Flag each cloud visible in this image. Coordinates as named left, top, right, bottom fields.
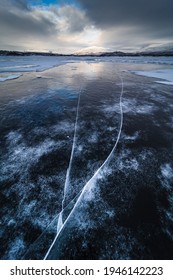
left=50, top=5, right=91, bottom=33
left=77, top=0, right=173, bottom=39
left=0, top=0, right=172, bottom=52
left=0, top=0, right=29, bottom=10
left=99, top=27, right=165, bottom=52
left=0, top=0, right=100, bottom=52
left=0, top=0, right=56, bottom=39
left=12, top=0, right=29, bottom=10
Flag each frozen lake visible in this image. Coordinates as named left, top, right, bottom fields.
left=0, top=56, right=173, bottom=259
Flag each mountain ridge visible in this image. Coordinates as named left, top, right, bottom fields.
left=0, top=50, right=173, bottom=56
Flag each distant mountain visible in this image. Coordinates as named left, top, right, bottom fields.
left=0, top=49, right=173, bottom=57
left=73, top=50, right=173, bottom=57
left=0, top=50, right=68, bottom=56
left=99, top=50, right=173, bottom=57
left=73, top=45, right=173, bottom=56
left=74, top=46, right=109, bottom=55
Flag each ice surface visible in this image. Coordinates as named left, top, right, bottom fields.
left=158, top=163, right=173, bottom=242
left=159, top=163, right=173, bottom=190
left=0, top=74, right=22, bottom=82
left=6, top=238, right=25, bottom=259
left=98, top=56, right=173, bottom=65
left=44, top=73, right=124, bottom=259
left=133, top=69, right=173, bottom=85
left=1, top=56, right=173, bottom=260
left=0, top=55, right=104, bottom=74
left=161, top=163, right=173, bottom=180
left=1, top=56, right=173, bottom=75
left=0, top=56, right=70, bottom=73
left=122, top=98, right=156, bottom=115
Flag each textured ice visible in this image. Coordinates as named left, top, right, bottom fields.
left=0, top=56, right=72, bottom=73
left=133, top=69, right=173, bottom=85
left=122, top=131, right=140, bottom=141
left=159, top=163, right=173, bottom=190
left=0, top=126, right=67, bottom=255
left=158, top=164, right=173, bottom=241
left=115, top=149, right=140, bottom=171
left=93, top=56, right=173, bottom=66
left=56, top=87, right=81, bottom=233
left=119, top=158, right=139, bottom=171
left=1, top=131, right=57, bottom=180
left=136, top=104, right=155, bottom=114
left=44, top=73, right=124, bottom=259
left=1, top=56, right=173, bottom=260
left=89, top=131, right=98, bottom=143
left=101, top=103, right=120, bottom=115
left=5, top=237, right=25, bottom=259
left=122, top=98, right=156, bottom=115
left=0, top=74, right=22, bottom=82
left=161, top=163, right=173, bottom=180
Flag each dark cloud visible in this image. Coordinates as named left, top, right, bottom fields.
left=0, top=11, right=55, bottom=38
left=0, top=0, right=29, bottom=11
left=12, top=0, right=29, bottom=10
left=0, top=0, right=57, bottom=41
left=77, top=0, right=173, bottom=38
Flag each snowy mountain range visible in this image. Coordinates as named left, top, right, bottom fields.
left=0, top=47, right=173, bottom=56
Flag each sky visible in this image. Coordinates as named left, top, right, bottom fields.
left=0, top=0, right=173, bottom=53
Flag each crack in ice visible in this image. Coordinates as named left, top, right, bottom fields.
left=44, top=85, right=83, bottom=260
left=44, top=72, right=124, bottom=260
left=57, top=86, right=82, bottom=232
left=22, top=189, right=82, bottom=259
left=22, top=85, right=82, bottom=260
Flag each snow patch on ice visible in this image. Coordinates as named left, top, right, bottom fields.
left=77, top=145, right=83, bottom=152
left=159, top=163, right=173, bottom=190
left=6, top=237, right=25, bottom=259
left=22, top=200, right=37, bottom=217
left=122, top=98, right=156, bottom=115
left=136, top=104, right=154, bottom=114
left=89, top=132, right=98, bottom=143
left=101, top=104, right=119, bottom=115
left=8, top=219, right=16, bottom=226
left=161, top=164, right=173, bottom=180
left=0, top=131, right=62, bottom=183
left=158, top=164, right=173, bottom=241
left=133, top=69, right=173, bottom=85
left=122, top=131, right=140, bottom=142
left=119, top=158, right=139, bottom=171
left=115, top=149, right=153, bottom=173
left=51, top=121, right=75, bottom=134
left=97, top=165, right=113, bottom=180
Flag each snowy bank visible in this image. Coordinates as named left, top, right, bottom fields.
left=133, top=69, right=173, bottom=85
